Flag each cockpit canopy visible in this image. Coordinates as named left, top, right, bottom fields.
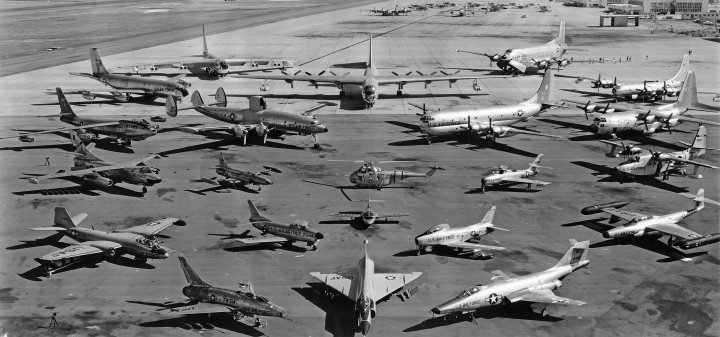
left=137, top=237, right=160, bottom=249
left=363, top=85, right=377, bottom=96
left=457, top=285, right=483, bottom=298
left=290, top=220, right=308, bottom=229
left=423, top=223, right=450, bottom=235
left=139, top=166, right=159, bottom=174
left=243, top=292, right=269, bottom=303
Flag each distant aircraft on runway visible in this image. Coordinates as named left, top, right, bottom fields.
left=368, top=4, right=412, bottom=15
left=478, top=154, right=551, bottom=193
left=310, top=240, right=422, bottom=336
left=233, top=200, right=325, bottom=251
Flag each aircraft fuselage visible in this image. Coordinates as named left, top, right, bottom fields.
left=181, top=285, right=286, bottom=318
left=192, top=106, right=328, bottom=136
left=420, top=102, right=542, bottom=137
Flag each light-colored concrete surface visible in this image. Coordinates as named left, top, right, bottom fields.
left=0, top=1, right=719, bottom=337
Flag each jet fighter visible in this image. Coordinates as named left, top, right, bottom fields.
left=310, top=240, right=422, bottom=336
left=430, top=239, right=589, bottom=320
left=155, top=257, right=287, bottom=328
left=189, top=153, right=280, bottom=193
left=329, top=198, right=409, bottom=228
left=234, top=200, right=325, bottom=251
left=28, top=207, right=181, bottom=276
left=478, top=154, right=551, bottom=193
left=305, top=161, right=443, bottom=190
left=415, top=206, right=508, bottom=258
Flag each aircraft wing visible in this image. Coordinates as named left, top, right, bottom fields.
left=62, top=88, right=149, bottom=95
left=371, top=272, right=422, bottom=302
left=664, top=157, right=718, bottom=169
left=159, top=302, right=233, bottom=315
left=490, top=269, right=518, bottom=282
left=116, top=218, right=181, bottom=237
left=38, top=241, right=121, bottom=262
left=0, top=122, right=120, bottom=140
left=234, top=235, right=288, bottom=245
left=329, top=211, right=363, bottom=218
left=677, top=116, right=720, bottom=126
left=601, top=208, right=645, bottom=222
left=510, top=288, right=586, bottom=306
left=646, top=223, right=703, bottom=240
left=377, top=213, right=410, bottom=219
left=375, top=74, right=486, bottom=85
left=175, top=125, right=253, bottom=134
left=502, top=177, right=551, bottom=186
left=309, top=272, right=357, bottom=301
left=500, top=127, right=562, bottom=138
left=236, top=73, right=366, bottom=85
left=444, top=241, right=506, bottom=251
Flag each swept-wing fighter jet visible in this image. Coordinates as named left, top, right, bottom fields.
left=28, top=207, right=181, bottom=276
left=415, top=205, right=508, bottom=258
left=64, top=48, right=190, bottom=103
left=189, top=153, right=280, bottom=193
left=479, top=154, right=551, bottom=192
left=430, top=239, right=589, bottom=320
left=414, top=69, right=564, bottom=144
left=121, top=25, right=293, bottom=79
left=310, top=240, right=422, bottom=336
left=457, top=21, right=571, bottom=74
left=305, top=161, right=443, bottom=190
left=166, top=88, right=328, bottom=147
left=329, top=198, right=409, bottom=227
left=24, top=130, right=162, bottom=195
left=155, top=257, right=287, bottom=328
left=236, top=34, right=486, bottom=109
left=234, top=200, right=325, bottom=251
left=0, top=88, right=157, bottom=146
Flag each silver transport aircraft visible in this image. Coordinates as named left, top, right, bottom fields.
left=29, top=207, right=181, bottom=276
left=479, top=154, right=551, bottom=192
left=310, top=240, right=422, bottom=336
left=234, top=200, right=325, bottom=251
left=166, top=88, right=328, bottom=147
left=415, top=205, right=508, bottom=258
left=431, top=239, right=589, bottom=320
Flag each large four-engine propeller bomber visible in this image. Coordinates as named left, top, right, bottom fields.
left=234, top=200, right=325, bottom=251
left=478, top=154, right=551, bottom=193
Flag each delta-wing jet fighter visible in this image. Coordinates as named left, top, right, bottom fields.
left=329, top=198, right=409, bottom=227
left=64, top=48, right=190, bottom=103
left=430, top=239, right=589, bottom=320
left=415, top=69, right=564, bottom=144
left=237, top=35, right=486, bottom=109
left=189, top=153, right=280, bottom=193
left=0, top=88, right=157, bottom=146
left=23, top=130, right=162, bottom=195
left=415, top=206, right=508, bottom=258
left=122, top=25, right=293, bottom=79
left=166, top=88, right=328, bottom=147
left=310, top=240, right=422, bottom=336
left=478, top=154, right=551, bottom=192
left=155, top=257, right=287, bottom=328
left=28, top=207, right=181, bottom=276
left=457, top=21, right=571, bottom=74
left=305, top=161, right=443, bottom=190
left=234, top=200, right=325, bottom=251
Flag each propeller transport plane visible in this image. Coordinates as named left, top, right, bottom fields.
left=189, top=152, right=280, bottom=193
left=430, top=239, right=590, bottom=321
left=64, top=48, right=191, bottom=103
left=478, top=154, right=551, bottom=192
left=415, top=205, right=508, bottom=258
left=329, top=198, right=409, bottom=228
left=310, top=240, right=422, bottom=336
left=28, top=207, right=182, bottom=276
left=368, top=4, right=412, bottom=16
left=166, top=87, right=328, bottom=147
left=304, top=161, right=443, bottom=190
left=233, top=200, right=325, bottom=251
left=1, top=88, right=158, bottom=146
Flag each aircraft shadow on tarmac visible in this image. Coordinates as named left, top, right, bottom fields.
left=16, top=252, right=154, bottom=281
left=210, top=232, right=311, bottom=253
left=128, top=307, right=264, bottom=336
left=394, top=246, right=494, bottom=260
left=6, top=130, right=137, bottom=153
left=465, top=185, right=543, bottom=194
left=157, top=133, right=306, bottom=156
left=571, top=161, right=690, bottom=193
left=386, top=133, right=540, bottom=158
left=318, top=219, right=399, bottom=231
left=404, top=302, right=562, bottom=333
left=35, top=92, right=165, bottom=107
left=13, top=175, right=145, bottom=198
left=292, top=283, right=358, bottom=337
left=185, top=181, right=260, bottom=195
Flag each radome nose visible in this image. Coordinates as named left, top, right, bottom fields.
left=430, top=307, right=441, bottom=315
left=602, top=232, right=610, bottom=238
left=360, top=321, right=371, bottom=336
left=315, top=232, right=325, bottom=240
left=588, top=124, right=598, bottom=133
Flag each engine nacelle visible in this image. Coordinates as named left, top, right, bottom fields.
left=177, top=79, right=191, bottom=88
left=556, top=59, right=571, bottom=66
left=82, top=92, right=96, bottom=100
left=230, top=125, right=248, bottom=138
left=86, top=241, right=118, bottom=257
left=76, top=133, right=95, bottom=142
left=254, top=124, right=269, bottom=135
left=529, top=280, right=562, bottom=291
left=83, top=175, right=114, bottom=187
left=19, top=135, right=35, bottom=142
left=491, top=126, right=515, bottom=138
left=113, top=92, right=130, bottom=102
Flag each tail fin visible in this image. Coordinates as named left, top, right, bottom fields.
left=218, top=152, right=230, bottom=168
left=553, top=239, right=590, bottom=269
left=689, top=188, right=705, bottom=213
left=525, top=70, right=556, bottom=105
left=675, top=70, right=698, bottom=109
left=479, top=205, right=496, bottom=225
left=425, top=166, right=443, bottom=177
left=191, top=90, right=204, bottom=107
left=364, top=239, right=369, bottom=258
left=530, top=154, right=544, bottom=168
left=69, top=130, right=100, bottom=159
left=689, top=124, right=706, bottom=157
left=178, top=256, right=210, bottom=287
left=54, top=207, right=85, bottom=228
left=367, top=34, right=374, bottom=69
left=669, top=54, right=691, bottom=83
left=556, top=21, right=566, bottom=45
left=215, top=87, right=227, bottom=108
left=165, top=95, right=178, bottom=117
left=247, top=200, right=271, bottom=222
left=201, top=25, right=209, bottom=57
left=89, top=48, right=109, bottom=76
left=56, top=88, right=76, bottom=116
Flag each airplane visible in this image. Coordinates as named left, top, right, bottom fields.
left=414, top=69, right=564, bottom=145
left=0, top=88, right=158, bottom=146
left=165, top=88, right=328, bottom=147
left=579, top=71, right=720, bottom=138
left=368, top=4, right=412, bottom=15
left=456, top=21, right=571, bottom=74
left=430, top=239, right=589, bottom=320
left=24, top=130, right=162, bottom=195
left=233, top=200, right=325, bottom=251
left=189, top=153, right=281, bottom=193
left=329, top=198, right=409, bottom=227
left=580, top=189, right=709, bottom=254
left=64, top=48, right=191, bottom=103
left=120, top=25, right=293, bottom=79
left=414, top=205, right=508, bottom=258
left=478, top=154, right=551, bottom=193
left=28, top=207, right=181, bottom=276
left=310, top=240, right=422, bottom=336
left=154, top=256, right=287, bottom=328
left=236, top=34, right=487, bottom=109
left=304, top=161, right=443, bottom=190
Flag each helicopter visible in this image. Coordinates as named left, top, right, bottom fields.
left=304, top=161, right=443, bottom=190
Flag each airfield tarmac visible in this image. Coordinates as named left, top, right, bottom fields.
left=0, top=1, right=719, bottom=336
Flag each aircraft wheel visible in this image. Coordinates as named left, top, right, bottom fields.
left=142, top=186, right=148, bottom=194
left=311, top=245, right=318, bottom=251
left=396, top=90, right=402, bottom=96
left=339, top=91, right=345, bottom=97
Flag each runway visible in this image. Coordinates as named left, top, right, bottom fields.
left=0, top=1, right=719, bottom=336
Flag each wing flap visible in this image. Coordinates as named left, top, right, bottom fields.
left=510, top=289, right=585, bottom=306
left=602, top=208, right=645, bottom=222
left=116, top=218, right=180, bottom=236
left=39, top=244, right=108, bottom=262
left=309, top=272, right=355, bottom=301
left=647, top=223, right=703, bottom=240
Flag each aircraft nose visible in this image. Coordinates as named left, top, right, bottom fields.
left=315, top=232, right=325, bottom=240
left=588, top=124, right=598, bottom=133
left=602, top=231, right=610, bottom=238
left=359, top=321, right=371, bottom=336
left=430, top=307, right=441, bottom=315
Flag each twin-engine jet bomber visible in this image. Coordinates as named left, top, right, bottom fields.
left=64, top=48, right=190, bottom=103
left=305, top=161, right=443, bottom=190
left=329, top=198, right=409, bottom=228
left=237, top=35, right=486, bottom=108
left=415, top=69, right=563, bottom=145
left=415, top=206, right=508, bottom=258
left=310, top=240, right=422, bottom=336
left=166, top=88, right=328, bottom=147
left=478, top=154, right=551, bottom=192
left=430, top=239, right=589, bottom=320
left=1, top=88, right=157, bottom=146
left=28, top=207, right=182, bottom=276
left=189, top=153, right=280, bottom=193
left=155, top=257, right=287, bottom=328
left=234, top=200, right=325, bottom=251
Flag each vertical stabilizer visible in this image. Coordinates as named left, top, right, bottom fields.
left=669, top=54, right=691, bottom=83
left=556, top=21, right=566, bottom=45
left=178, top=256, right=211, bottom=287
left=553, top=239, right=590, bottom=269
left=364, top=239, right=369, bottom=258
left=247, top=200, right=271, bottom=222
left=529, top=153, right=544, bottom=168
left=54, top=207, right=84, bottom=228
left=367, top=34, right=374, bottom=69
left=56, top=88, right=76, bottom=116
left=689, top=125, right=706, bottom=157
left=218, top=152, right=230, bottom=168
left=215, top=87, right=227, bottom=107
left=525, top=70, right=556, bottom=105
left=675, top=70, right=698, bottom=109
left=69, top=130, right=101, bottom=161
left=689, top=189, right=705, bottom=213
left=165, top=95, right=178, bottom=117
left=479, top=206, right=496, bottom=225
left=191, top=90, right=204, bottom=107
left=89, top=48, right=109, bottom=76
left=202, top=25, right=209, bottom=57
